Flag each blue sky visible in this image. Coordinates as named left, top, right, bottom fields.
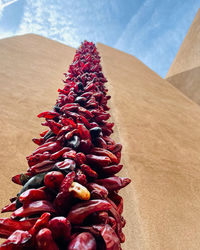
left=0, top=0, right=199, bottom=77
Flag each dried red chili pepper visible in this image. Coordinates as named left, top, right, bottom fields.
left=67, top=199, right=111, bottom=224
left=86, top=154, right=111, bottom=167
left=0, top=218, right=37, bottom=238
left=91, top=147, right=118, bottom=164
left=95, top=176, right=131, bottom=191
left=101, top=164, right=123, bottom=176
left=19, top=188, right=47, bottom=204
left=29, top=212, right=50, bottom=235
left=81, top=164, right=98, bottom=178
left=93, top=224, right=121, bottom=250
left=48, top=216, right=71, bottom=241
left=27, top=152, right=50, bottom=167
left=38, top=111, right=60, bottom=119
left=36, top=228, right=59, bottom=250
left=67, top=232, right=96, bottom=250
left=55, top=159, right=76, bottom=171
left=74, top=152, right=86, bottom=166
left=44, top=171, right=65, bottom=190
left=86, top=183, right=108, bottom=199
left=1, top=201, right=16, bottom=213
left=50, top=147, right=70, bottom=160
left=0, top=230, right=32, bottom=249
left=11, top=200, right=55, bottom=219
left=53, top=171, right=75, bottom=214
left=29, top=160, right=55, bottom=175
left=74, top=169, right=87, bottom=185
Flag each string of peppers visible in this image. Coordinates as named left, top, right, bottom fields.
left=0, top=41, right=131, bottom=250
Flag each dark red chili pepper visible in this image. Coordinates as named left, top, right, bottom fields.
left=95, top=176, right=131, bottom=191
left=55, top=159, right=76, bottom=171
left=74, top=169, right=87, bottom=185
left=65, top=129, right=78, bottom=140
left=101, top=164, right=123, bottom=176
left=29, top=212, right=50, bottom=235
left=12, top=173, right=31, bottom=185
left=32, top=141, right=61, bottom=155
left=19, top=188, right=47, bottom=204
left=105, top=197, right=124, bottom=243
left=40, top=129, right=49, bottom=137
left=74, top=152, right=86, bottom=166
left=32, top=137, right=45, bottom=146
left=77, top=115, right=91, bottom=129
left=78, top=107, right=94, bottom=119
left=36, top=228, right=59, bottom=250
left=1, top=201, right=16, bottom=213
left=38, top=111, right=60, bottom=119
left=11, top=200, right=55, bottom=218
left=91, top=147, right=118, bottom=164
left=67, top=232, right=96, bottom=250
left=61, top=117, right=77, bottom=128
left=0, top=230, right=32, bottom=249
left=53, top=171, right=75, bottom=214
left=45, top=120, right=62, bottom=135
left=50, top=147, right=70, bottom=160
left=0, top=218, right=37, bottom=239
left=77, top=123, right=91, bottom=140
left=86, top=154, right=111, bottom=167
left=48, top=216, right=71, bottom=241
left=60, top=103, right=79, bottom=112
left=62, top=150, right=77, bottom=160
left=44, top=171, right=65, bottom=190
left=93, top=224, right=121, bottom=250
left=67, top=199, right=111, bottom=224
left=81, top=164, right=98, bottom=178
left=29, top=160, right=55, bottom=175
left=27, top=152, right=50, bottom=167
left=86, top=183, right=108, bottom=199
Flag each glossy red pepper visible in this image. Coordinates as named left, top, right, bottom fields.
left=36, top=228, right=59, bottom=250
left=86, top=183, right=108, bottom=199
left=48, top=216, right=71, bottom=241
left=81, top=164, right=98, bottom=178
left=67, top=199, right=111, bottom=224
left=38, top=111, right=60, bottom=119
left=86, top=154, right=111, bottom=167
left=11, top=200, right=55, bottom=219
left=19, top=188, right=47, bottom=204
left=0, top=218, right=37, bottom=238
left=101, top=164, right=123, bottom=176
left=44, top=171, right=65, bottom=190
left=1, top=201, right=16, bottom=213
left=91, top=147, right=118, bottom=164
left=53, top=171, right=75, bottom=214
left=29, top=160, right=55, bottom=174
left=29, top=212, right=50, bottom=235
left=0, top=230, right=32, bottom=249
left=93, top=224, right=121, bottom=250
left=95, top=176, right=131, bottom=191
left=50, top=147, right=70, bottom=160
left=68, top=232, right=96, bottom=250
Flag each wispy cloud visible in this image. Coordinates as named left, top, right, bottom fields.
left=0, top=0, right=19, bottom=17
left=115, top=0, right=200, bottom=77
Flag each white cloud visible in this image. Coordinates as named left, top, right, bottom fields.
left=0, top=0, right=19, bottom=17
left=115, top=0, right=200, bottom=77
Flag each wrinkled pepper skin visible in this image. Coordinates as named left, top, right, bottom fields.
left=0, top=41, right=131, bottom=249
left=67, top=200, right=111, bottom=224
left=36, top=228, right=59, bottom=250
left=67, top=232, right=96, bottom=250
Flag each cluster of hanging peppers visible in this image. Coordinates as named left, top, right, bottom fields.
left=0, top=41, right=131, bottom=250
